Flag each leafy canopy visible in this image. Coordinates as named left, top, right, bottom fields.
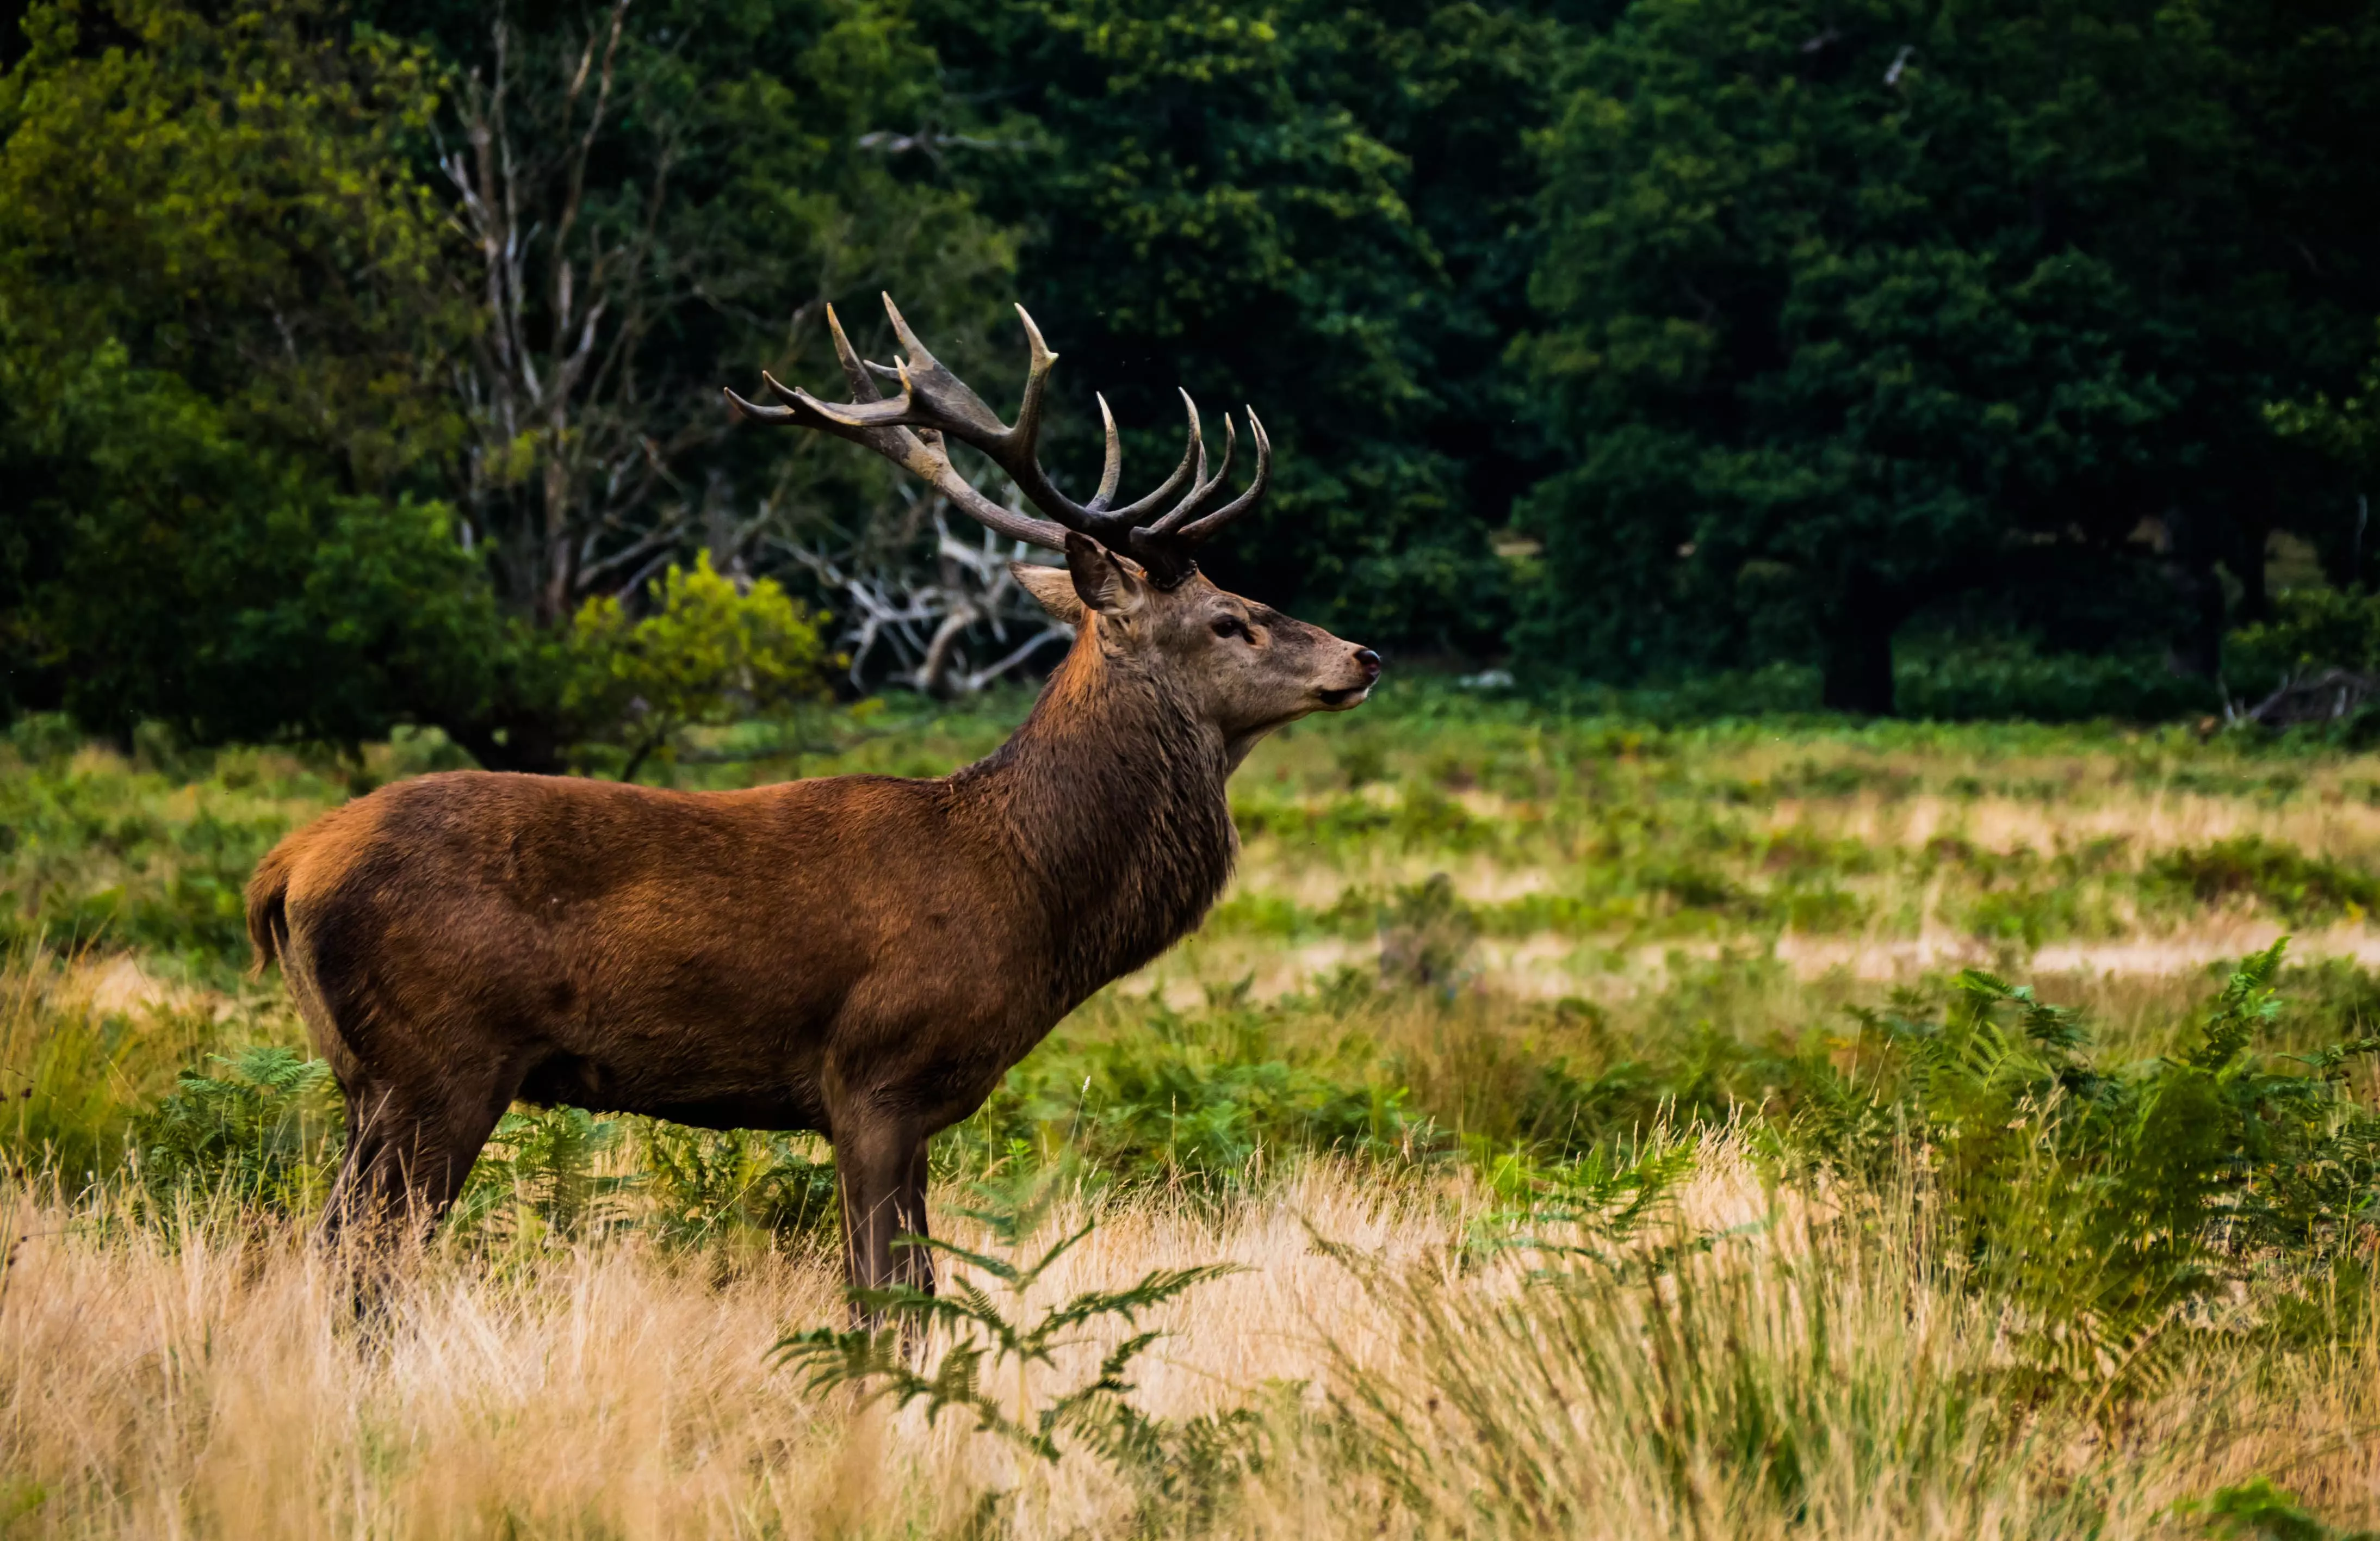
left=1520, top=0, right=2371, bottom=710
left=916, top=0, right=1564, bottom=649
left=0, top=0, right=500, bottom=742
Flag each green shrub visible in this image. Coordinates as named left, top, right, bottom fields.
left=453, top=1105, right=630, bottom=1241
left=637, top=1122, right=839, bottom=1249
left=566, top=551, right=833, bottom=782
left=134, top=1046, right=337, bottom=1216
left=2141, top=837, right=2380, bottom=925
left=2227, top=588, right=2380, bottom=694
left=1893, top=640, right=2216, bottom=723
left=1836, top=944, right=2380, bottom=1394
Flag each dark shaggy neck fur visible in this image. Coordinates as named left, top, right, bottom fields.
left=950, top=632, right=1237, bottom=1010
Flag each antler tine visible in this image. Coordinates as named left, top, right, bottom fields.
left=723, top=296, right=1277, bottom=578
left=879, top=292, right=930, bottom=360
left=726, top=313, right=1068, bottom=552
left=826, top=303, right=882, bottom=404
left=1085, top=394, right=1124, bottom=512
left=805, top=298, right=1103, bottom=530
left=866, top=293, right=1009, bottom=441
left=1168, top=409, right=1272, bottom=546
left=1144, top=411, right=1237, bottom=539
left=1000, top=304, right=1064, bottom=503
left=722, top=385, right=797, bottom=423
left=1092, top=389, right=1204, bottom=526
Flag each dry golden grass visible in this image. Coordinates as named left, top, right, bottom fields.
left=7, top=1139, right=2379, bottom=1539
left=0, top=1163, right=1436, bottom=1538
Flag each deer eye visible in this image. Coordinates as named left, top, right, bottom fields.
left=1211, top=617, right=1249, bottom=641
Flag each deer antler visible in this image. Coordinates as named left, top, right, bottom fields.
left=723, top=296, right=1270, bottom=586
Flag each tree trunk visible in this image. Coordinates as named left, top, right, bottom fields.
left=2159, top=506, right=2226, bottom=680
left=2233, top=516, right=2272, bottom=626
left=2166, top=561, right=2225, bottom=680
left=444, top=711, right=568, bottom=775
left=1820, top=618, right=1896, bottom=715
left=1820, top=570, right=1901, bottom=716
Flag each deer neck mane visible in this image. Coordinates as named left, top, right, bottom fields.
left=951, top=633, right=1237, bottom=1007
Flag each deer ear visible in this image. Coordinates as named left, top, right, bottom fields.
left=1061, top=531, right=1149, bottom=616
left=1011, top=560, right=1084, bottom=625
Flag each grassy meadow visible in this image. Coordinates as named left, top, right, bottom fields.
left=10, top=686, right=2380, bottom=1537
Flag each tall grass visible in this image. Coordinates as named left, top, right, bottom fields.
left=9, top=698, right=2380, bottom=1534
left=9, top=1139, right=2379, bottom=1538
left=1280, top=1164, right=2380, bottom=1540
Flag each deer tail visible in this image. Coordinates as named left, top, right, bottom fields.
left=244, top=839, right=298, bottom=977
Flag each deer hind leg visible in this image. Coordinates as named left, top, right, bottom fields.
left=320, top=1077, right=401, bottom=1242
left=323, top=1057, right=520, bottom=1247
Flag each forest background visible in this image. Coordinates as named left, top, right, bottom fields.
left=20, top=5, right=2380, bottom=1533
left=9, top=0, right=2380, bottom=758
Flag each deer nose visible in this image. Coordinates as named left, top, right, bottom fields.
left=1354, top=647, right=1381, bottom=680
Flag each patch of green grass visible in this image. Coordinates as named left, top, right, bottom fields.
left=2142, top=837, right=2380, bottom=926
left=1966, top=886, right=2103, bottom=948
left=940, top=986, right=1435, bottom=1197
left=11, top=696, right=2380, bottom=1270
left=1, top=948, right=255, bottom=1187
left=1780, top=886, right=1869, bottom=933
left=0, top=726, right=413, bottom=975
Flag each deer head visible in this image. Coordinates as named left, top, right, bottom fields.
left=726, top=296, right=1380, bottom=746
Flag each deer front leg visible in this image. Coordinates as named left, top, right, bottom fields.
left=833, top=1113, right=926, bottom=1321
left=897, top=1137, right=935, bottom=1296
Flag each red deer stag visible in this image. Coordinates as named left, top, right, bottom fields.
left=245, top=296, right=1380, bottom=1295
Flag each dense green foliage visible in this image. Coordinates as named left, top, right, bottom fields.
left=135, top=1044, right=337, bottom=1215
left=0, top=0, right=1003, bottom=760
left=0, top=0, right=502, bottom=741
left=1522, top=0, right=2380, bottom=710
left=914, top=0, right=1561, bottom=648
left=564, top=552, right=833, bottom=779
left=9, top=0, right=2380, bottom=733
left=1834, top=945, right=2380, bottom=1394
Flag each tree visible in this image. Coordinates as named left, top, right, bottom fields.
left=0, top=0, right=501, bottom=742
left=341, top=0, right=1024, bottom=760
left=784, top=498, right=1075, bottom=698
left=1520, top=0, right=2375, bottom=712
left=913, top=0, right=1566, bottom=651
left=2227, top=0, right=2380, bottom=595
left=2270, top=320, right=2380, bottom=581
left=2, top=342, right=505, bottom=746
left=2, top=0, right=1024, bottom=754
left=401, top=0, right=1015, bottom=627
